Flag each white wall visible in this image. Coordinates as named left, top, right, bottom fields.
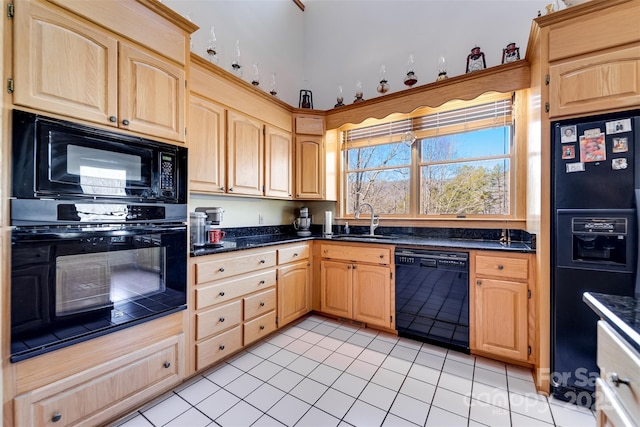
left=165, top=0, right=560, bottom=110
left=163, top=0, right=306, bottom=107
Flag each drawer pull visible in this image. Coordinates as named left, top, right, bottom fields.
left=260, top=325, right=265, bottom=330
left=260, top=259, right=266, bottom=264
left=164, top=361, right=171, bottom=369
left=122, top=119, right=130, bottom=126
left=260, top=280, right=265, bottom=285
left=260, top=302, right=265, bottom=307
left=610, top=372, right=631, bottom=387
left=476, top=280, right=482, bottom=286
left=52, top=413, right=62, bottom=423
left=219, top=317, right=225, bottom=322
left=294, top=253, right=299, bottom=257
left=497, top=265, right=504, bottom=270
left=219, top=345, right=225, bottom=350
left=109, top=116, right=117, bottom=123
left=323, top=249, right=328, bottom=254
left=379, top=254, right=384, bottom=259
left=219, top=267, right=225, bottom=272
left=219, top=291, right=225, bottom=296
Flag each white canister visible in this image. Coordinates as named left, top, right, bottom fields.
left=323, top=211, right=333, bottom=236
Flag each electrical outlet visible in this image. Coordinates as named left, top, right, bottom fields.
left=258, top=214, right=264, bottom=224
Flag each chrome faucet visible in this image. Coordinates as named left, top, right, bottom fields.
left=355, top=202, right=379, bottom=236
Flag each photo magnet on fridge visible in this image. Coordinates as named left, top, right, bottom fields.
left=561, top=125, right=577, bottom=143
left=566, top=162, right=585, bottom=173
left=612, top=137, right=629, bottom=153
left=579, top=132, right=606, bottom=163
left=562, top=145, right=575, bottom=160
left=606, top=118, right=632, bottom=134
left=612, top=158, right=628, bottom=170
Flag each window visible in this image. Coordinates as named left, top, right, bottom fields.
left=342, top=94, right=514, bottom=219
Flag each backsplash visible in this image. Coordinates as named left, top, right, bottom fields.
left=220, top=224, right=534, bottom=247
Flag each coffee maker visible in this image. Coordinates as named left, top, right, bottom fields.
left=293, top=207, right=311, bottom=237
left=194, top=207, right=226, bottom=245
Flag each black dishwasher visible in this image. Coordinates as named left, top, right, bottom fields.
left=395, top=248, right=470, bottom=353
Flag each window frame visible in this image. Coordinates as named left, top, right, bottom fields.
left=338, top=92, right=520, bottom=223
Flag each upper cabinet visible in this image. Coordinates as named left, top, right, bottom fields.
left=227, top=110, right=264, bottom=197
left=12, top=0, right=195, bottom=143
left=189, top=56, right=293, bottom=199
left=542, top=0, right=640, bottom=118
left=189, top=95, right=226, bottom=193
left=294, top=113, right=326, bottom=200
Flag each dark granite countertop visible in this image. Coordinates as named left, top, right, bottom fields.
left=191, top=232, right=534, bottom=257
left=583, top=292, right=640, bottom=353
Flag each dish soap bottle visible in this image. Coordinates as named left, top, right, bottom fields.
left=344, top=221, right=350, bottom=235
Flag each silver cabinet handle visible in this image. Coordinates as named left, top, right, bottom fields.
left=610, top=372, right=631, bottom=387
left=122, top=119, right=130, bottom=125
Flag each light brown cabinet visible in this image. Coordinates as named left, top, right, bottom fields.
left=227, top=110, right=265, bottom=196
left=277, top=244, right=312, bottom=327
left=188, top=94, right=226, bottom=193
left=190, top=247, right=277, bottom=373
left=470, top=251, right=535, bottom=363
left=14, top=0, right=188, bottom=142
left=544, top=0, right=640, bottom=119
left=11, top=313, right=185, bottom=427
left=294, top=114, right=326, bottom=200
left=319, top=242, right=394, bottom=330
left=188, top=57, right=293, bottom=199
left=265, top=126, right=293, bottom=199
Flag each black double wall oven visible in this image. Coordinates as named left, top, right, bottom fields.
left=10, top=110, right=188, bottom=362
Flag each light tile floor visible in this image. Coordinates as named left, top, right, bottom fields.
left=111, top=314, right=597, bottom=427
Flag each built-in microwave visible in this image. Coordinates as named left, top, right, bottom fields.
left=12, top=109, right=187, bottom=204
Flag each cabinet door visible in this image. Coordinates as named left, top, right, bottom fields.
left=548, top=45, right=640, bottom=118
left=14, top=0, right=118, bottom=125
left=320, top=260, right=352, bottom=318
left=119, top=42, right=186, bottom=142
left=295, top=136, right=324, bottom=199
left=265, top=126, right=293, bottom=199
left=278, top=260, right=311, bottom=327
left=189, top=95, right=226, bottom=193
left=473, top=278, right=528, bottom=361
left=352, top=264, right=391, bottom=329
left=227, top=111, right=264, bottom=196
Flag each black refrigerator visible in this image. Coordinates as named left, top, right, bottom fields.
left=551, top=110, right=640, bottom=406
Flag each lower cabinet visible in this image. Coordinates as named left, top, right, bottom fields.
left=191, top=247, right=278, bottom=373
left=13, top=334, right=183, bottom=427
left=277, top=243, right=312, bottom=328
left=319, top=242, right=394, bottom=330
left=470, top=250, right=535, bottom=363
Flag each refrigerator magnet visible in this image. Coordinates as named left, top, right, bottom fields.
left=562, top=145, right=575, bottom=159
left=606, top=118, right=631, bottom=134
left=566, top=162, right=585, bottom=173
left=612, top=158, right=628, bottom=170
left=561, top=125, right=577, bottom=143
left=612, top=137, right=628, bottom=153
left=579, top=133, right=606, bottom=162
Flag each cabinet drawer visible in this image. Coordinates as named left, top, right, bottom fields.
left=195, top=269, right=276, bottom=309
left=14, top=336, right=181, bottom=427
left=195, top=249, right=276, bottom=284
left=278, top=244, right=310, bottom=264
left=196, top=326, right=242, bottom=371
left=244, top=311, right=277, bottom=345
left=597, top=321, right=640, bottom=422
left=320, top=244, right=391, bottom=265
left=475, top=254, right=528, bottom=281
left=244, top=289, right=276, bottom=320
left=196, top=300, right=242, bottom=340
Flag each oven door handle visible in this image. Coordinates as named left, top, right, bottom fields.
left=12, top=224, right=186, bottom=241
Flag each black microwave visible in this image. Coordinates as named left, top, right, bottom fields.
left=12, top=110, right=187, bottom=204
